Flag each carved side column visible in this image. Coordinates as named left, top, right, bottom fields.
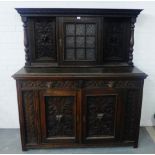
left=128, top=17, right=136, bottom=66
left=22, top=16, right=30, bottom=66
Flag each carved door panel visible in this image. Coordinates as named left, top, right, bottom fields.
left=103, top=17, right=130, bottom=63
left=40, top=89, right=79, bottom=144
left=82, top=89, right=123, bottom=143
left=29, top=17, right=57, bottom=63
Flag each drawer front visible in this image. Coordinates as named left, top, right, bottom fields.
left=19, top=79, right=142, bottom=90
left=18, top=79, right=143, bottom=147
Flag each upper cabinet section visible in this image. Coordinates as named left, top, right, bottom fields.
left=16, top=8, right=142, bottom=67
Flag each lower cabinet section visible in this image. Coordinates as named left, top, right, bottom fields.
left=17, top=79, right=144, bottom=150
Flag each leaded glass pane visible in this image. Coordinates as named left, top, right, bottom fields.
left=86, top=37, right=95, bottom=48
left=86, top=24, right=96, bottom=35
left=76, top=49, right=85, bottom=60
left=86, top=49, right=95, bottom=60
left=66, top=24, right=75, bottom=35
left=76, top=37, right=85, bottom=48
left=64, top=22, right=97, bottom=62
left=76, top=24, right=85, bottom=35
left=65, top=49, right=75, bottom=60
left=66, top=37, right=75, bottom=48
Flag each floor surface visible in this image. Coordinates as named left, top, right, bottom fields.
left=0, top=127, right=155, bottom=154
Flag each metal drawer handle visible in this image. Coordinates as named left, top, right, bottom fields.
left=97, top=113, right=104, bottom=120
left=107, top=81, right=114, bottom=88
left=56, top=114, right=63, bottom=122
left=46, top=82, right=51, bottom=88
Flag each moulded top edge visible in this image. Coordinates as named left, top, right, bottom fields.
left=15, top=8, right=143, bottom=16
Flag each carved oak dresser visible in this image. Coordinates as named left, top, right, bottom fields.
left=13, top=8, right=147, bottom=150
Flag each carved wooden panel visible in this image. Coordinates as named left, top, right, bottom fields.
left=45, top=96, right=75, bottom=138
left=22, top=91, right=37, bottom=144
left=124, top=90, right=139, bottom=140
left=86, top=95, right=116, bottom=137
left=103, top=18, right=130, bottom=62
left=34, top=17, right=56, bottom=61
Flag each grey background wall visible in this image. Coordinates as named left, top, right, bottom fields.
left=0, top=1, right=155, bottom=128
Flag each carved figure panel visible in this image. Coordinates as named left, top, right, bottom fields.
left=34, top=18, right=56, bottom=60
left=86, top=95, right=116, bottom=137
left=45, top=96, right=75, bottom=138
left=22, top=91, right=37, bottom=144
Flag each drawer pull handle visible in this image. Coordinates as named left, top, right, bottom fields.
left=46, top=82, right=51, bottom=88
left=107, top=81, right=114, bottom=88
left=97, top=113, right=104, bottom=120
left=56, top=114, right=63, bottom=122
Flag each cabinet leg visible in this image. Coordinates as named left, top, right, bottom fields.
left=133, top=142, right=138, bottom=148
left=22, top=146, right=28, bottom=151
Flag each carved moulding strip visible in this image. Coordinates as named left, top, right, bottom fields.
left=20, top=80, right=142, bottom=89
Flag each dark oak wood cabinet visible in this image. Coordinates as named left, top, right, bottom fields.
left=13, top=8, right=147, bottom=150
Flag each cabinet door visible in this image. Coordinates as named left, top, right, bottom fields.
left=58, top=17, right=102, bottom=66
left=82, top=89, right=123, bottom=143
left=40, top=89, right=79, bottom=144
left=28, top=17, right=57, bottom=65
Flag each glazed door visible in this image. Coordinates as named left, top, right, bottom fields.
left=82, top=89, right=123, bottom=143
left=40, top=89, right=79, bottom=144
left=58, top=16, right=102, bottom=66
